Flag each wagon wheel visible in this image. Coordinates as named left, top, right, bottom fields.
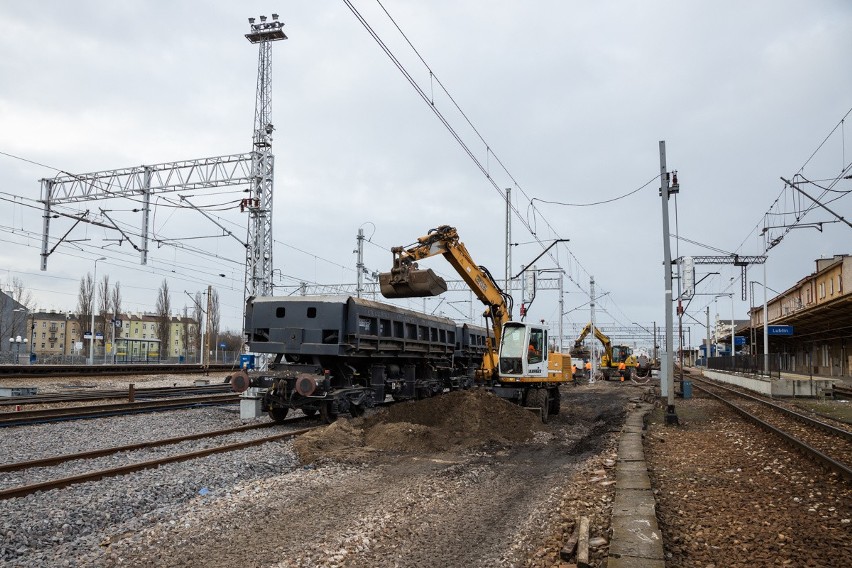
left=267, top=406, right=289, bottom=423
left=319, top=401, right=338, bottom=424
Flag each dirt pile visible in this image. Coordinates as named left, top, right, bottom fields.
left=294, top=389, right=543, bottom=463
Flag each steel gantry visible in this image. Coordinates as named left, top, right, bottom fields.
left=38, top=14, right=287, bottom=313
left=39, top=154, right=255, bottom=270
left=679, top=255, right=767, bottom=301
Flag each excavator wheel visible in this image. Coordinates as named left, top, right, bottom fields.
left=548, top=387, right=561, bottom=415
left=529, top=388, right=550, bottom=423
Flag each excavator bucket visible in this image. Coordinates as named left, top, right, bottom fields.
left=379, top=268, right=448, bottom=298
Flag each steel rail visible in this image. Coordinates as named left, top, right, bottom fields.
left=691, top=381, right=852, bottom=482
left=0, top=384, right=232, bottom=406
left=0, top=363, right=235, bottom=378
left=0, top=426, right=316, bottom=500
left=0, top=421, right=282, bottom=473
left=0, top=394, right=238, bottom=427
left=692, top=377, right=852, bottom=442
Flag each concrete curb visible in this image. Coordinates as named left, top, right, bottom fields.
left=606, top=401, right=665, bottom=568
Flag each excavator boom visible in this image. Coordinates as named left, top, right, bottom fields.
left=378, top=225, right=511, bottom=379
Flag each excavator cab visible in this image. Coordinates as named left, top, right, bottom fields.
left=498, top=322, right=548, bottom=378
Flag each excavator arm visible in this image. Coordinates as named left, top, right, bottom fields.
left=379, top=225, right=512, bottom=379
left=573, top=323, right=614, bottom=366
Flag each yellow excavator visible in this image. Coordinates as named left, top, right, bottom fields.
left=379, top=225, right=570, bottom=422
left=572, top=323, right=638, bottom=381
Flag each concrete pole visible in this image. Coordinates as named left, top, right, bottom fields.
left=205, top=284, right=213, bottom=368
left=505, top=187, right=512, bottom=293
left=762, top=235, right=769, bottom=374
left=659, top=141, right=676, bottom=421
left=706, top=306, right=711, bottom=366
left=356, top=228, right=365, bottom=299
left=558, top=271, right=564, bottom=352
left=590, top=276, right=597, bottom=383
left=199, top=298, right=206, bottom=366
left=730, top=294, right=735, bottom=362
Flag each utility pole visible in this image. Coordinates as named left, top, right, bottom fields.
left=205, top=284, right=213, bottom=369
left=558, top=271, right=564, bottom=352
left=653, top=321, right=657, bottom=362
left=659, top=141, right=677, bottom=424
left=356, top=228, right=365, bottom=298
left=505, top=187, right=512, bottom=293
left=706, top=306, right=711, bottom=366
left=590, top=276, right=597, bottom=383
left=762, top=234, right=769, bottom=374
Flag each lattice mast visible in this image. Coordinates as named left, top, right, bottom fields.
left=244, top=14, right=286, bottom=300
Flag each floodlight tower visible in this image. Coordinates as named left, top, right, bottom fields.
left=244, top=14, right=287, bottom=300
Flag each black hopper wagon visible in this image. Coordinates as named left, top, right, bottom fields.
left=234, top=295, right=491, bottom=422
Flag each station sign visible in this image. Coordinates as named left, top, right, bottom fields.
left=734, top=336, right=746, bottom=346
left=767, top=325, right=794, bottom=336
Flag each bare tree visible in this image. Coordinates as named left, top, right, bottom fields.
left=111, top=281, right=122, bottom=322
left=1, top=277, right=34, bottom=351
left=155, top=279, right=171, bottom=360
left=209, top=288, right=221, bottom=357
left=192, top=291, right=203, bottom=360
left=76, top=273, right=95, bottom=338
left=98, top=274, right=110, bottom=338
left=181, top=305, right=191, bottom=361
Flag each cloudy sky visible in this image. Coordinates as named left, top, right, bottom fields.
left=1, top=1, right=850, bottom=350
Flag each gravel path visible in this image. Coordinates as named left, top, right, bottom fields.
left=645, top=392, right=852, bottom=567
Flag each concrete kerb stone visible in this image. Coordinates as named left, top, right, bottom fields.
left=607, top=402, right=664, bottom=567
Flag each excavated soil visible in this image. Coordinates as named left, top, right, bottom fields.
left=294, top=389, right=543, bottom=463
left=93, top=382, right=640, bottom=568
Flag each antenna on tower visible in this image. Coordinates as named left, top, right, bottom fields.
left=243, top=15, right=287, bottom=302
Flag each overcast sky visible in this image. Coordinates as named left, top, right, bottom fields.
left=1, top=1, right=850, bottom=349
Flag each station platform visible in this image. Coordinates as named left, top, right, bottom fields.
left=701, top=368, right=839, bottom=397
left=607, top=400, right=664, bottom=568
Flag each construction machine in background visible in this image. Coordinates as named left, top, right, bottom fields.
left=571, top=323, right=638, bottom=381
left=379, top=225, right=570, bottom=422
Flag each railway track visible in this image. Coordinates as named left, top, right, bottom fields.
left=833, top=384, right=852, bottom=400
left=691, top=377, right=852, bottom=481
left=0, top=393, right=239, bottom=427
left=0, top=363, right=234, bottom=378
left=0, top=417, right=315, bottom=500
left=0, top=383, right=232, bottom=406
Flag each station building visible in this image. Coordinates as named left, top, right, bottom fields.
left=744, top=254, right=851, bottom=378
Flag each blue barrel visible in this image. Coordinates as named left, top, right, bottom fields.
left=239, top=354, right=256, bottom=370
left=682, top=380, right=692, bottom=399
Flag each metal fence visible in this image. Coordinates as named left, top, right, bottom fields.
left=707, top=354, right=781, bottom=379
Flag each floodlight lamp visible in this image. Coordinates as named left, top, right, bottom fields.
left=272, top=13, right=279, bottom=20
left=259, top=15, right=267, bottom=22
left=248, top=17, right=255, bottom=24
